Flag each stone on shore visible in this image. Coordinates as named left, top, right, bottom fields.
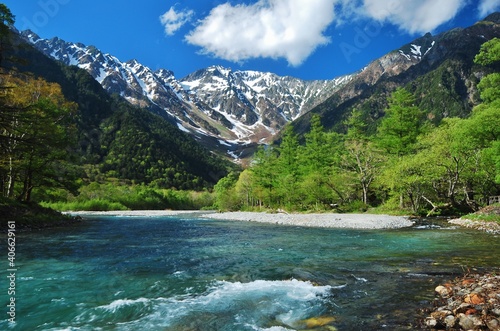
left=423, top=273, right=500, bottom=330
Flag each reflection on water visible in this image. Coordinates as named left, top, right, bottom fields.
left=3, top=215, right=499, bottom=330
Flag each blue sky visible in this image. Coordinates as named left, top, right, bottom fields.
left=4, top=0, right=500, bottom=80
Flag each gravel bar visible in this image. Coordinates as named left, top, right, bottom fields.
left=202, top=211, right=414, bottom=229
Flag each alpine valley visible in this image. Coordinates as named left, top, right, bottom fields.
left=2, top=12, right=499, bottom=195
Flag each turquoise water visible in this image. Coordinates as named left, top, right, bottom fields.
left=2, top=215, right=500, bottom=330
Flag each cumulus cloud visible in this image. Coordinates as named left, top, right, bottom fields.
left=160, top=6, right=194, bottom=36
left=362, top=0, right=466, bottom=34
left=185, top=0, right=336, bottom=66
left=478, top=0, right=500, bottom=18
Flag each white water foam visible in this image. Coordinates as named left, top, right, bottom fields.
left=73, top=279, right=335, bottom=330
left=99, top=298, right=150, bottom=312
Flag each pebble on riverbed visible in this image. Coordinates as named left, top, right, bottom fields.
left=423, top=273, right=500, bottom=330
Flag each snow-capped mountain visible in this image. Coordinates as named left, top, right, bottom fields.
left=22, top=30, right=353, bottom=158
left=180, top=66, right=352, bottom=141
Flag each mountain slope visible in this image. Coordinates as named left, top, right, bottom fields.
left=293, top=13, right=500, bottom=135
left=6, top=30, right=233, bottom=188
left=21, top=31, right=353, bottom=158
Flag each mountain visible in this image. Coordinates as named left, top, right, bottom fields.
left=5, top=30, right=234, bottom=189
left=17, top=13, right=499, bottom=162
left=21, top=31, right=353, bottom=159
left=293, top=13, right=500, bottom=135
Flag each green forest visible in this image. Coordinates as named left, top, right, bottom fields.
left=214, top=38, right=500, bottom=215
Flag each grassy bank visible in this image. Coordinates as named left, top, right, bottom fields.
left=37, top=183, right=216, bottom=211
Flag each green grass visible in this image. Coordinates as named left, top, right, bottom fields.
left=42, top=199, right=128, bottom=211
left=461, top=204, right=500, bottom=223
left=462, top=213, right=500, bottom=223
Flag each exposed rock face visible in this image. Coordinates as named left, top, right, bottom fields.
left=19, top=13, right=500, bottom=159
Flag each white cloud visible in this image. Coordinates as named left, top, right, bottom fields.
left=478, top=0, right=500, bottom=18
left=362, top=0, right=466, bottom=34
left=160, top=6, right=194, bottom=36
left=185, top=0, right=336, bottom=66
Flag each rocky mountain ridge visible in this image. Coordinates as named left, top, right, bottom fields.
left=19, top=13, right=500, bottom=160
left=21, top=30, right=353, bottom=159
left=293, top=13, right=500, bottom=135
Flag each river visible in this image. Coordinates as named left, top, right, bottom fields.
left=3, top=213, right=500, bottom=330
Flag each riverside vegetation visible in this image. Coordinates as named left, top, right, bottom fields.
left=214, top=37, right=500, bottom=216
left=0, top=4, right=499, bottom=226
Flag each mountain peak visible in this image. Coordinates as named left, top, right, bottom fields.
left=20, top=29, right=40, bottom=43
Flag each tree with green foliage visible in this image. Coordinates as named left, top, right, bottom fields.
left=474, top=37, right=500, bottom=66
left=234, top=169, right=256, bottom=209
left=476, top=72, right=500, bottom=104
left=213, top=171, right=240, bottom=211
left=377, top=88, right=423, bottom=157
left=0, top=75, right=77, bottom=201
left=301, top=114, right=331, bottom=173
left=275, top=124, right=301, bottom=208
left=251, top=146, right=279, bottom=208
left=297, top=115, right=340, bottom=209
left=473, top=37, right=500, bottom=186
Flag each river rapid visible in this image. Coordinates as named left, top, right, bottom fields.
left=3, top=213, right=500, bottom=330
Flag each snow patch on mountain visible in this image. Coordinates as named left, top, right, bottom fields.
left=398, top=33, right=436, bottom=61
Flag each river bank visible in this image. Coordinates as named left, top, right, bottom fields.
left=449, top=218, right=500, bottom=234
left=448, top=205, right=500, bottom=234
left=0, top=199, right=82, bottom=231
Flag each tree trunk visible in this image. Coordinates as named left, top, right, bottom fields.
left=6, top=155, right=15, bottom=198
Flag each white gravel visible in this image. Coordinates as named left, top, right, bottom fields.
left=202, top=211, right=414, bottom=229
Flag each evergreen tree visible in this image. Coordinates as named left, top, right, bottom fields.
left=251, top=146, right=279, bottom=208
left=377, top=88, right=423, bottom=157
left=0, top=4, right=14, bottom=67
left=301, top=114, right=331, bottom=173
left=275, top=124, right=300, bottom=208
